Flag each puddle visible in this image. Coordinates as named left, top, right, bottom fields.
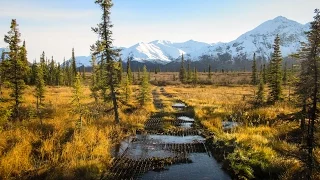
left=222, top=121, right=239, bottom=130
left=132, top=134, right=205, bottom=144
left=178, top=116, right=195, bottom=122
left=141, top=153, right=231, bottom=180
left=172, top=103, right=186, bottom=109
left=108, top=91, right=230, bottom=179
left=179, top=122, right=193, bottom=129
left=114, top=134, right=205, bottom=160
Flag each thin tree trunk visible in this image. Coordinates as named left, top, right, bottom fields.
left=103, top=4, right=119, bottom=124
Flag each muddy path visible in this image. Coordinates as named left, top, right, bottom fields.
left=103, top=87, right=230, bottom=180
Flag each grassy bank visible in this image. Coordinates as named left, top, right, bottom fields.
left=165, top=85, right=320, bottom=179
left=0, top=85, right=153, bottom=179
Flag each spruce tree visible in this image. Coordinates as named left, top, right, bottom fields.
left=49, top=56, right=55, bottom=85
left=127, top=65, right=133, bottom=84
left=193, top=67, right=198, bottom=84
left=20, top=41, right=30, bottom=85
left=71, top=48, right=77, bottom=77
left=208, top=64, right=212, bottom=79
left=138, top=65, right=151, bottom=105
left=268, top=35, right=283, bottom=103
left=117, top=58, right=122, bottom=82
left=3, top=19, right=28, bottom=119
left=256, top=76, right=265, bottom=105
left=30, top=60, right=37, bottom=85
left=179, top=54, right=186, bottom=82
left=251, top=53, right=257, bottom=85
left=122, top=74, right=132, bottom=104
left=34, top=63, right=45, bottom=124
left=56, top=62, right=62, bottom=86
left=71, top=73, right=85, bottom=129
left=93, top=0, right=121, bottom=123
left=90, top=55, right=99, bottom=103
left=296, top=9, right=320, bottom=178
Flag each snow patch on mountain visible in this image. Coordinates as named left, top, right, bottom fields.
left=121, top=40, right=210, bottom=63
left=193, top=16, right=310, bottom=60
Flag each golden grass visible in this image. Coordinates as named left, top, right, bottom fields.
left=162, top=85, right=316, bottom=178
left=0, top=84, right=152, bottom=179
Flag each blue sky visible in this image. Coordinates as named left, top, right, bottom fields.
left=0, top=0, right=319, bottom=62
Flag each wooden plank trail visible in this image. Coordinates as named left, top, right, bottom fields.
left=102, top=88, right=209, bottom=180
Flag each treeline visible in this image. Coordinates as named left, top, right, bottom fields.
left=0, top=1, right=152, bottom=124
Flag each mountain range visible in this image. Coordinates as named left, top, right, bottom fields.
left=0, top=16, right=311, bottom=67
left=119, top=16, right=309, bottom=65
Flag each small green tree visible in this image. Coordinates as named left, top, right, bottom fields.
left=127, top=56, right=133, bottom=84
left=71, top=73, right=85, bottom=129
left=193, top=67, right=198, bottom=84
left=208, top=64, right=212, bottom=79
left=179, top=54, right=186, bottom=82
left=256, top=77, right=265, bottom=105
left=34, top=64, right=45, bottom=124
left=251, top=53, right=257, bottom=85
left=121, top=74, right=132, bottom=104
left=138, top=65, right=151, bottom=105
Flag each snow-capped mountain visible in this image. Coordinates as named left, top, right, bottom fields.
left=120, top=16, right=310, bottom=63
left=1, top=16, right=311, bottom=66
left=120, top=40, right=209, bottom=64
left=194, top=16, right=310, bottom=61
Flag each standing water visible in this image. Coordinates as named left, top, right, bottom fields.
left=104, top=88, right=230, bottom=180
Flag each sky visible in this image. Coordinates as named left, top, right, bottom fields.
left=0, top=0, right=319, bottom=62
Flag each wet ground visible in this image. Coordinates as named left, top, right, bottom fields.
left=104, top=88, right=230, bottom=180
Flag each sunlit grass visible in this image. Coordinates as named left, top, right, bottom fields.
left=0, top=84, right=152, bottom=179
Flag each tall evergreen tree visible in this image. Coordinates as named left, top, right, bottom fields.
left=71, top=48, right=77, bottom=77
left=30, top=60, right=37, bottom=85
left=20, top=41, right=30, bottom=85
left=93, top=0, right=121, bottom=123
left=268, top=35, right=283, bottom=103
left=3, top=19, right=28, bottom=119
left=56, top=62, right=62, bottom=86
left=296, top=9, right=320, bottom=178
left=251, top=53, right=257, bottom=85
left=179, top=54, right=186, bottom=82
left=49, top=56, right=55, bottom=85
